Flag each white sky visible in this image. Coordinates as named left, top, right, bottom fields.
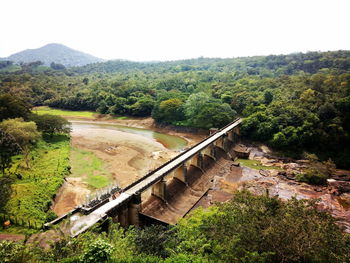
left=1, top=0, right=349, bottom=61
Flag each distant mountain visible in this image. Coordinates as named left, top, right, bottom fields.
left=4, top=43, right=104, bottom=67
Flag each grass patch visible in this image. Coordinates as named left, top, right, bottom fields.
left=70, top=147, right=112, bottom=189
left=112, top=116, right=129, bottom=120
left=0, top=134, right=70, bottom=230
left=33, top=106, right=96, bottom=118
left=237, top=158, right=282, bottom=170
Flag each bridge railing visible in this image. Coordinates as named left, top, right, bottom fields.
left=122, top=118, right=240, bottom=193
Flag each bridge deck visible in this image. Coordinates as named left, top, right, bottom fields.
left=70, top=118, right=241, bottom=236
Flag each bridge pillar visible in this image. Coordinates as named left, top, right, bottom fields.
left=189, top=153, right=203, bottom=170
left=117, top=205, right=129, bottom=228
left=202, top=144, right=216, bottom=161
left=233, top=126, right=240, bottom=142
left=173, top=164, right=188, bottom=184
left=128, top=193, right=141, bottom=226
left=228, top=130, right=234, bottom=142
left=152, top=179, right=167, bottom=201
left=214, top=137, right=225, bottom=150
left=223, top=136, right=230, bottom=152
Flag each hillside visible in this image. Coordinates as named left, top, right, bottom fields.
left=4, top=43, right=104, bottom=67
left=1, top=50, right=350, bottom=168
left=73, top=50, right=350, bottom=75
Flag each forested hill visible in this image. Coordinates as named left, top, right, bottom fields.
left=3, top=43, right=104, bottom=67
left=1, top=50, right=350, bottom=168
left=72, top=50, right=350, bottom=75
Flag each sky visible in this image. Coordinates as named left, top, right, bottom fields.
left=1, top=0, right=349, bottom=61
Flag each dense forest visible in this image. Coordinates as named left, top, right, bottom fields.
left=1, top=191, right=350, bottom=262
left=1, top=50, right=350, bottom=168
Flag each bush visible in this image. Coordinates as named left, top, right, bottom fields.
left=295, top=169, right=328, bottom=185
left=173, top=191, right=350, bottom=263
left=46, top=210, right=58, bottom=222
left=80, top=239, right=113, bottom=263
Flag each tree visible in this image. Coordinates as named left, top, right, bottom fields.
left=0, top=129, right=21, bottom=174
left=50, top=62, right=66, bottom=70
left=184, top=92, right=210, bottom=122
left=0, top=176, right=14, bottom=213
left=0, top=118, right=41, bottom=168
left=174, top=191, right=350, bottom=262
left=0, top=94, right=31, bottom=121
left=191, top=102, right=236, bottom=129
left=128, top=95, right=155, bottom=116
left=30, top=114, right=71, bottom=136
left=153, top=98, right=185, bottom=123
left=263, top=90, right=274, bottom=104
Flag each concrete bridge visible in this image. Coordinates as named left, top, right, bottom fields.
left=67, top=118, right=242, bottom=236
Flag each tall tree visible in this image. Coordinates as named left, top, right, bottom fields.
left=30, top=114, right=71, bottom=136
left=0, top=129, right=21, bottom=174
left=0, top=118, right=41, bottom=168
left=0, top=94, right=31, bottom=121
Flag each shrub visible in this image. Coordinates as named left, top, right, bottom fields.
left=296, top=169, right=328, bottom=185
left=80, top=239, right=113, bottom=263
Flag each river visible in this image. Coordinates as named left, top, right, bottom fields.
left=70, top=120, right=187, bottom=150
left=52, top=119, right=188, bottom=216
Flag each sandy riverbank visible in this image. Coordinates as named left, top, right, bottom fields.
left=52, top=117, right=205, bottom=216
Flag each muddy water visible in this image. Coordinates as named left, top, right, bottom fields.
left=70, top=120, right=187, bottom=150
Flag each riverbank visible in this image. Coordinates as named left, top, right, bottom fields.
left=192, top=144, right=350, bottom=233
left=51, top=117, right=205, bottom=216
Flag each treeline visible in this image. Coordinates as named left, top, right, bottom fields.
left=1, top=51, right=350, bottom=167
left=72, top=50, right=350, bottom=76
left=1, top=191, right=350, bottom=263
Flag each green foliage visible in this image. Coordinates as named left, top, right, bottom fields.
left=0, top=94, right=31, bottom=121
left=1, top=134, right=70, bottom=225
left=0, top=118, right=41, bottom=168
left=184, top=92, right=236, bottom=129
left=0, top=241, right=39, bottom=263
left=81, top=239, right=113, bottom=263
left=132, top=225, right=173, bottom=258
left=34, top=106, right=95, bottom=118
left=0, top=176, right=14, bottom=213
left=30, top=113, right=71, bottom=135
left=1, top=50, right=350, bottom=168
left=237, top=158, right=282, bottom=170
left=295, top=170, right=328, bottom=185
left=0, top=118, right=40, bottom=149
left=46, top=210, right=58, bottom=222
left=1, top=192, right=350, bottom=262
left=0, top=129, right=21, bottom=174
left=152, top=98, right=185, bottom=124
left=70, top=147, right=112, bottom=189
left=173, top=191, right=350, bottom=263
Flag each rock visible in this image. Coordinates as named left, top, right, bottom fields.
left=283, top=163, right=300, bottom=170
left=259, top=145, right=271, bottom=154
left=233, top=144, right=250, bottom=159
left=278, top=171, right=287, bottom=176
left=259, top=170, right=269, bottom=177
left=328, top=180, right=350, bottom=194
